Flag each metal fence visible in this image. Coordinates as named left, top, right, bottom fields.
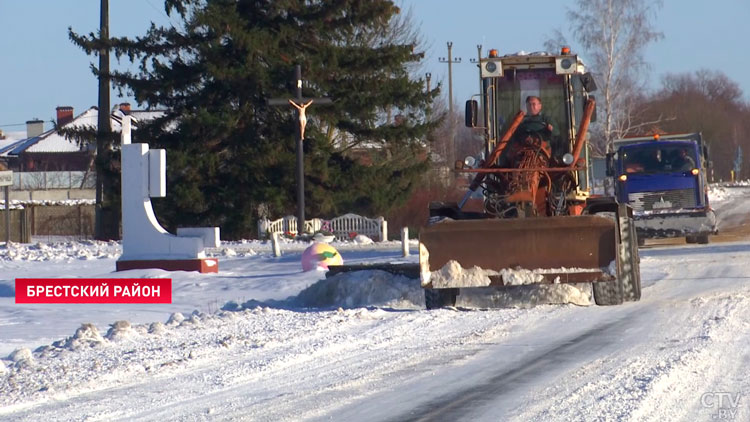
left=258, top=213, right=388, bottom=241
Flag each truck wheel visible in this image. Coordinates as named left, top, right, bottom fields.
left=697, top=233, right=710, bottom=244
left=685, top=235, right=697, bottom=244
left=424, top=288, right=458, bottom=309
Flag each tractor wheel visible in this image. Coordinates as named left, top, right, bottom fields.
left=593, top=279, right=624, bottom=306
left=424, top=288, right=458, bottom=310
left=623, top=223, right=642, bottom=302
left=595, top=204, right=640, bottom=305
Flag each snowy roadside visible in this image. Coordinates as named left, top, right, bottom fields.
left=2, top=184, right=750, bottom=420
left=3, top=239, right=750, bottom=421
left=0, top=239, right=419, bottom=358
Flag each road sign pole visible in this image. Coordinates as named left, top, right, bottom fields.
left=0, top=171, right=12, bottom=244
left=4, top=186, right=9, bottom=244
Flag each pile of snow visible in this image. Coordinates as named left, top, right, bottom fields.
left=106, top=320, right=134, bottom=341
left=293, top=270, right=422, bottom=309
left=8, top=348, right=33, bottom=367
left=350, top=234, right=375, bottom=245
left=457, top=283, right=592, bottom=308
left=426, top=260, right=497, bottom=288
left=232, top=270, right=424, bottom=310
left=424, top=260, right=595, bottom=307
left=53, top=323, right=107, bottom=350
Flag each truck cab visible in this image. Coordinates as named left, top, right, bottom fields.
left=607, top=133, right=716, bottom=244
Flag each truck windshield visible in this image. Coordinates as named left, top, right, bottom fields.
left=621, top=144, right=698, bottom=174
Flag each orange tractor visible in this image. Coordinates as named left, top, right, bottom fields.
left=420, top=49, right=641, bottom=308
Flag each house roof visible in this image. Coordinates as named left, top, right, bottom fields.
left=1, top=107, right=166, bottom=157
left=0, top=131, right=28, bottom=155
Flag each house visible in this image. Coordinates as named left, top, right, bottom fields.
left=0, top=104, right=164, bottom=172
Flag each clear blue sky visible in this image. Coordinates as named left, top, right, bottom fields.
left=1, top=0, right=749, bottom=133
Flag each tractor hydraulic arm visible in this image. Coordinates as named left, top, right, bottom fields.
left=468, top=110, right=526, bottom=191
left=571, top=97, right=596, bottom=166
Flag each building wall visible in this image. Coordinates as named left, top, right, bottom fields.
left=9, top=189, right=95, bottom=201
left=27, top=204, right=95, bottom=238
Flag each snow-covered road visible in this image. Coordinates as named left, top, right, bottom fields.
left=2, top=186, right=750, bottom=421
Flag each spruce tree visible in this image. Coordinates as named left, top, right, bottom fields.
left=69, top=0, right=440, bottom=239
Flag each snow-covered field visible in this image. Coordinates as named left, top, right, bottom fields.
left=2, top=185, right=750, bottom=421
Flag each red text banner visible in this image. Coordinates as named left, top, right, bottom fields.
left=15, top=278, right=172, bottom=304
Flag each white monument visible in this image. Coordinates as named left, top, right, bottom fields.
left=116, top=116, right=220, bottom=273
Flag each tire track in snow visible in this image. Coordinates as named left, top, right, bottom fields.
left=502, top=258, right=750, bottom=421
left=389, top=317, right=632, bottom=422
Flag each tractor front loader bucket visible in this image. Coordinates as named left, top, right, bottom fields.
left=419, top=215, right=616, bottom=288
left=419, top=207, right=641, bottom=308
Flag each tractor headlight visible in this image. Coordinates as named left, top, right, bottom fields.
left=481, top=59, right=503, bottom=77
left=562, top=153, right=574, bottom=165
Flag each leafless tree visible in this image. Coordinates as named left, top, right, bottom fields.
left=546, top=0, right=663, bottom=154
left=639, top=70, right=750, bottom=179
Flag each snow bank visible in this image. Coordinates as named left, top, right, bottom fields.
left=0, top=199, right=96, bottom=209
left=0, top=240, right=121, bottom=261
left=229, top=265, right=592, bottom=311
left=0, top=238, right=413, bottom=263
left=708, top=185, right=732, bottom=203
left=708, top=181, right=750, bottom=203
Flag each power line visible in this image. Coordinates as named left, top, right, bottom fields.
left=144, top=0, right=183, bottom=32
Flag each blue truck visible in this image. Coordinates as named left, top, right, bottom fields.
left=606, top=132, right=717, bottom=244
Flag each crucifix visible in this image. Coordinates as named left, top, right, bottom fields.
left=268, top=64, right=332, bottom=236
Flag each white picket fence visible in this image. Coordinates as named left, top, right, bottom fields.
left=258, top=213, right=388, bottom=241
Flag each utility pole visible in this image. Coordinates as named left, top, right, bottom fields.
left=469, top=44, right=484, bottom=143
left=268, top=65, right=332, bottom=236
left=95, top=0, right=112, bottom=240
left=470, top=45, right=483, bottom=101
left=439, top=42, right=461, bottom=166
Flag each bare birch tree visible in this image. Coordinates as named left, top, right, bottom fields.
left=547, top=0, right=663, bottom=154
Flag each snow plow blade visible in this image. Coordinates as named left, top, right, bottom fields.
left=634, top=209, right=717, bottom=239
left=419, top=215, right=617, bottom=288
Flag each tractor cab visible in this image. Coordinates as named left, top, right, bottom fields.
left=461, top=49, right=599, bottom=216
